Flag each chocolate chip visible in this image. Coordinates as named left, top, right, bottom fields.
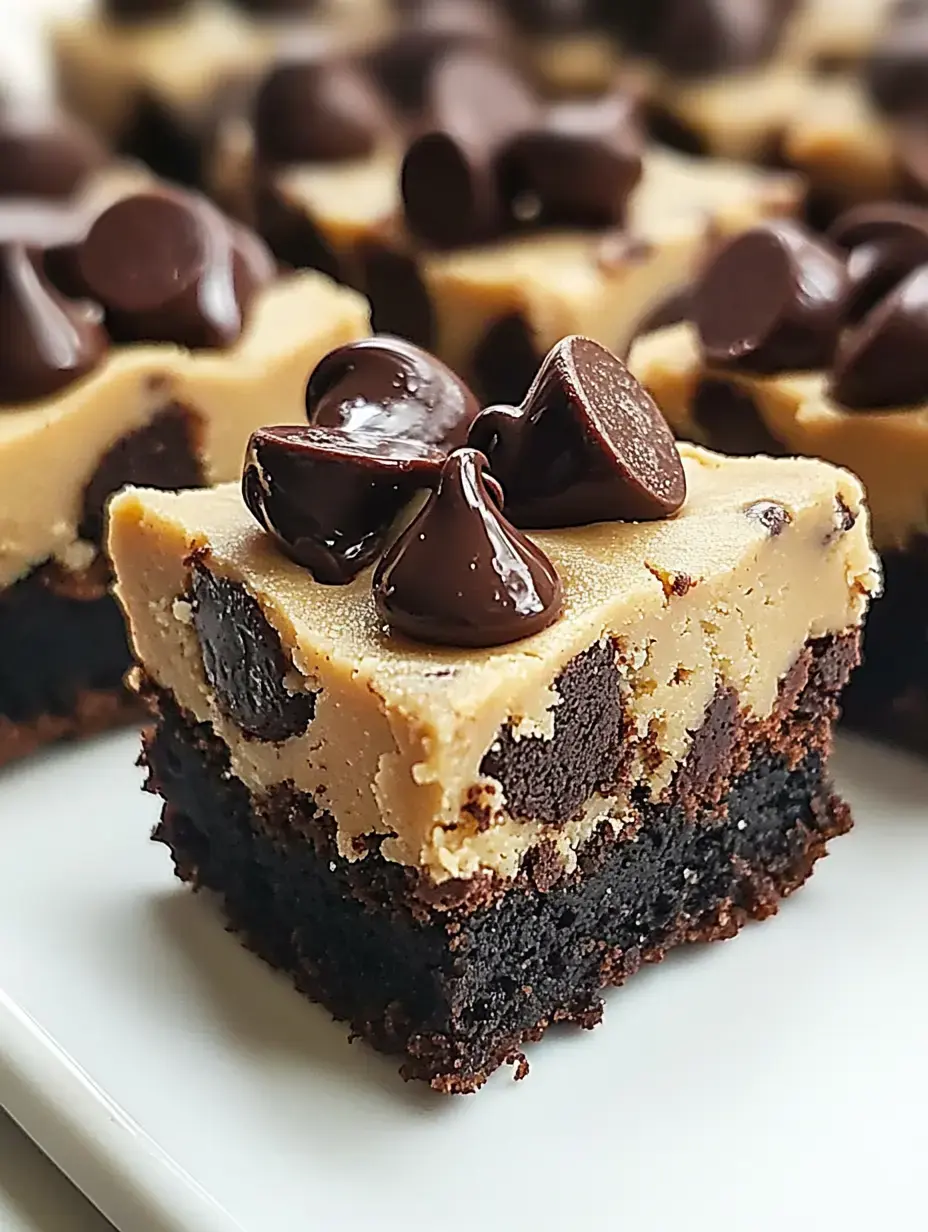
left=307, top=336, right=480, bottom=451
left=692, top=379, right=785, bottom=456
left=831, top=264, right=928, bottom=409
left=866, top=8, right=928, bottom=116
left=691, top=220, right=849, bottom=373
left=828, top=204, right=928, bottom=315
left=373, top=448, right=562, bottom=647
left=615, top=0, right=790, bottom=77
left=118, top=92, right=203, bottom=188
left=76, top=190, right=271, bottom=349
left=360, top=243, right=435, bottom=349
left=400, top=51, right=539, bottom=247
left=243, top=425, right=444, bottom=584
left=190, top=563, right=316, bottom=742
left=0, top=243, right=107, bottom=405
left=104, top=0, right=191, bottom=17
left=501, top=92, right=643, bottom=230
left=0, top=106, right=107, bottom=200
left=744, top=499, right=792, bottom=536
left=467, top=336, right=686, bottom=528
left=253, top=55, right=392, bottom=166
left=80, top=404, right=205, bottom=543
left=472, top=312, right=540, bottom=405
left=254, top=179, right=343, bottom=281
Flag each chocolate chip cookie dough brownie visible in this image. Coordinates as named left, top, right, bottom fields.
left=629, top=208, right=928, bottom=750
left=109, top=334, right=878, bottom=1091
left=0, top=182, right=366, bottom=764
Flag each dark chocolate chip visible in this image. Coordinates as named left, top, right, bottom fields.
left=76, top=190, right=270, bottom=349
left=467, top=336, right=686, bottom=527
left=0, top=107, right=107, bottom=200
left=692, top=379, right=785, bottom=456
left=472, top=312, right=540, bottom=405
left=827, top=203, right=928, bottom=313
left=744, top=499, right=792, bottom=536
left=118, top=92, right=203, bottom=187
left=253, top=55, right=392, bottom=166
left=373, top=448, right=562, bottom=647
left=254, top=179, right=343, bottom=281
left=360, top=243, right=435, bottom=349
left=831, top=264, right=928, bottom=409
left=104, top=0, right=191, bottom=18
left=0, top=243, right=107, bottom=405
left=691, top=220, right=849, bottom=373
left=190, top=563, right=316, bottom=742
left=400, top=51, right=539, bottom=247
left=866, top=8, right=928, bottom=116
left=80, top=404, right=205, bottom=543
left=480, top=640, right=626, bottom=825
left=307, top=336, right=480, bottom=451
left=243, top=425, right=444, bottom=584
left=501, top=92, right=643, bottom=229
left=616, top=0, right=790, bottom=77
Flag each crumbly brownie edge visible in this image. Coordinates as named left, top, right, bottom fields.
left=140, top=631, right=857, bottom=1093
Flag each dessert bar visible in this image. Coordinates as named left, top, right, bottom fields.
left=0, top=178, right=366, bottom=762
left=110, top=334, right=878, bottom=1090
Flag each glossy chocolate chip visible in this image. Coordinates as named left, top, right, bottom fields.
left=0, top=107, right=107, bottom=200
left=243, top=424, right=444, bottom=584
left=692, top=220, right=849, bottom=373
left=307, top=336, right=480, bottom=451
left=501, top=92, right=643, bottom=229
left=615, top=0, right=789, bottom=77
left=832, top=265, right=928, bottom=409
left=104, top=0, right=190, bottom=17
left=468, top=336, right=686, bottom=528
left=866, top=8, right=928, bottom=116
left=190, top=564, right=316, bottom=743
left=373, top=448, right=562, bottom=647
left=0, top=243, right=107, bottom=405
left=829, top=203, right=928, bottom=317
left=400, top=51, right=539, bottom=247
left=76, top=191, right=271, bottom=349
left=253, top=56, right=392, bottom=166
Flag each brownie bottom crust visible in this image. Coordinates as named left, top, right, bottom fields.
left=141, top=632, right=856, bottom=1093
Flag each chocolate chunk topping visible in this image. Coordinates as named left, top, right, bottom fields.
left=501, top=92, right=643, bottom=229
left=307, top=336, right=480, bottom=451
left=615, top=0, right=790, bottom=77
left=468, top=336, right=686, bottom=528
left=829, top=204, right=928, bottom=320
left=75, top=191, right=271, bottom=349
left=0, top=243, right=107, bottom=405
left=400, top=51, right=539, bottom=247
left=480, top=640, right=625, bottom=825
left=243, top=425, right=444, bottom=584
left=361, top=244, right=435, bottom=349
left=692, top=220, right=849, bottom=373
left=472, top=312, right=540, bottom=405
left=373, top=448, right=562, bottom=647
left=866, top=7, right=928, bottom=116
left=104, top=0, right=190, bottom=18
left=831, top=265, right=928, bottom=409
left=190, top=564, right=316, bottom=743
left=0, top=106, right=107, bottom=200
left=692, top=379, right=785, bottom=456
left=253, top=56, right=392, bottom=166
left=744, top=499, right=792, bottom=536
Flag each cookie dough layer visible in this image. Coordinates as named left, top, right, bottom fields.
left=109, top=444, right=877, bottom=883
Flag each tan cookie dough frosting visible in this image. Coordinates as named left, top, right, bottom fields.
left=109, top=444, right=877, bottom=883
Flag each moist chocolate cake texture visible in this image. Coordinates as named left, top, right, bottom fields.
left=0, top=167, right=367, bottom=763
left=630, top=206, right=928, bottom=752
left=110, top=335, right=878, bottom=1090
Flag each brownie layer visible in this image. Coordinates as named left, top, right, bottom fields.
left=142, top=631, right=856, bottom=1093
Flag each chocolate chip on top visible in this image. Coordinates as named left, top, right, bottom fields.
left=243, top=424, right=445, bottom=584
left=0, top=242, right=108, bottom=405
left=828, top=202, right=928, bottom=321
left=468, top=336, right=686, bottom=527
left=307, top=336, right=480, bottom=450
left=253, top=54, right=393, bottom=166
left=832, top=265, right=928, bottom=409
left=692, top=220, right=850, bottom=374
left=0, top=106, right=107, bottom=201
left=373, top=447, right=562, bottom=647
left=75, top=190, right=272, bottom=350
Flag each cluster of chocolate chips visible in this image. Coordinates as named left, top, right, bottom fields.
left=242, top=334, right=686, bottom=648
left=690, top=205, right=928, bottom=409
left=0, top=186, right=273, bottom=405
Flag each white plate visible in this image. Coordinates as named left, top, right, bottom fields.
left=0, top=729, right=926, bottom=1232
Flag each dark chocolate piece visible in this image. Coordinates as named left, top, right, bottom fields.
left=501, top=92, right=643, bottom=229
left=253, top=56, right=392, bottom=166
left=472, top=312, right=540, bottom=405
left=613, top=0, right=790, bottom=78
left=0, top=243, right=107, bottom=405
left=243, top=425, right=444, bottom=584
left=76, top=190, right=271, bottom=349
left=691, top=379, right=785, bottom=456
left=360, top=244, right=435, bottom=349
left=744, top=499, right=792, bottom=536
left=0, top=107, right=107, bottom=200
left=307, top=336, right=480, bottom=450
left=866, top=7, right=928, bottom=116
left=373, top=448, right=562, bottom=647
left=831, top=264, right=928, bottom=409
left=189, top=564, right=316, bottom=742
left=692, top=220, right=849, bottom=373
left=400, top=51, right=539, bottom=247
left=468, top=336, right=686, bottom=527
left=829, top=204, right=928, bottom=319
